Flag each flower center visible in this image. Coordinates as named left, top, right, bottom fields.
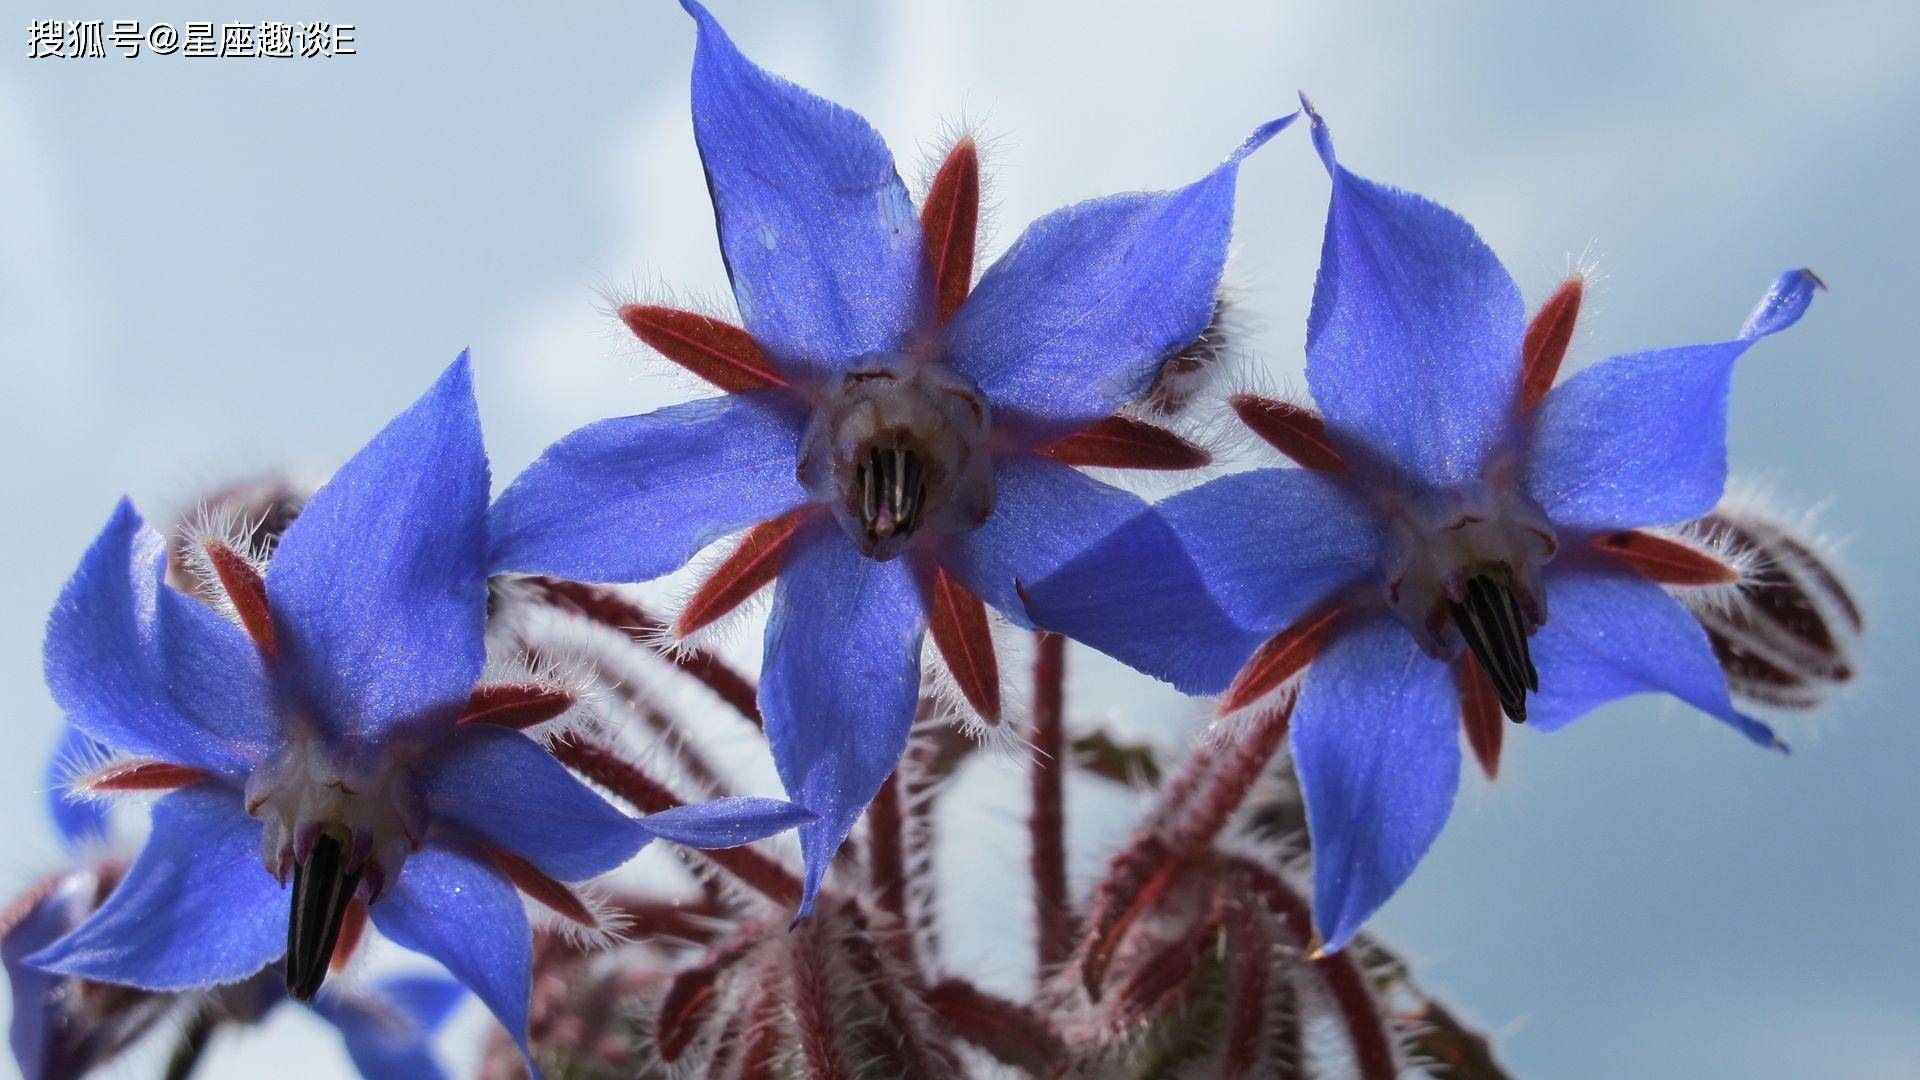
left=1378, top=482, right=1557, bottom=721
left=245, top=737, right=427, bottom=999
left=800, top=357, right=994, bottom=560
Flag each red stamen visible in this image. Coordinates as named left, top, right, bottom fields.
left=921, top=137, right=980, bottom=324
left=1521, top=275, right=1584, bottom=409
left=488, top=847, right=595, bottom=926
left=83, top=759, right=209, bottom=793
left=1592, top=529, right=1740, bottom=586
left=329, top=900, right=368, bottom=973
left=202, top=540, right=277, bottom=662
left=1228, top=395, right=1351, bottom=473
left=619, top=305, right=787, bottom=394
left=923, top=564, right=1002, bottom=723
left=1457, top=655, right=1504, bottom=781
left=678, top=511, right=804, bottom=638
left=1029, top=633, right=1072, bottom=975
left=1221, top=605, right=1347, bottom=715
left=1036, top=414, right=1212, bottom=470
left=456, top=683, right=575, bottom=730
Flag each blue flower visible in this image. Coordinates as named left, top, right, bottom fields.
left=30, top=356, right=811, bottom=1072
left=10, top=732, right=469, bottom=1080
left=1027, top=100, right=1823, bottom=951
left=487, top=0, right=1289, bottom=914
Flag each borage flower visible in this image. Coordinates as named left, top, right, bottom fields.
left=488, top=0, right=1288, bottom=911
left=1029, top=100, right=1823, bottom=951
left=31, top=358, right=810, bottom=1072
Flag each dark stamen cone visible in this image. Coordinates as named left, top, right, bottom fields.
left=286, top=829, right=363, bottom=1001
left=858, top=444, right=928, bottom=542
left=1447, top=575, right=1537, bottom=723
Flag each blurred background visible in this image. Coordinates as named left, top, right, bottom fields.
left=4, top=0, right=1915, bottom=1076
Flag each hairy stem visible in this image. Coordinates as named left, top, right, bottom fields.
left=1030, top=632, right=1074, bottom=976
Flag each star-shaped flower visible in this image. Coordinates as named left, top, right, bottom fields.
left=1028, top=100, right=1823, bottom=951
left=488, top=0, right=1288, bottom=912
left=9, top=725, right=471, bottom=1080
left=31, top=357, right=810, bottom=1072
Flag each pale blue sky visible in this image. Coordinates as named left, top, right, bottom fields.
left=3, top=1, right=1915, bottom=1076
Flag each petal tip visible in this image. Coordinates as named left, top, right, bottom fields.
left=1232, top=112, right=1299, bottom=164
left=1297, top=92, right=1336, bottom=172
left=1740, top=268, right=1823, bottom=340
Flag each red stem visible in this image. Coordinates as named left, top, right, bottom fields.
left=551, top=735, right=802, bottom=909
left=1218, top=855, right=1398, bottom=1080
left=790, top=924, right=853, bottom=1080
left=523, top=576, right=761, bottom=726
left=1030, top=632, right=1074, bottom=976
left=840, top=908, right=961, bottom=1076
left=925, top=979, right=1069, bottom=1072
left=1219, top=896, right=1275, bottom=1079
left=867, top=773, right=911, bottom=942
left=1167, top=700, right=1295, bottom=853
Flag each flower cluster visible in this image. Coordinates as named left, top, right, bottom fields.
left=10, top=1, right=1852, bottom=1077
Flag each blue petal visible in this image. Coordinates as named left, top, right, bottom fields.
left=1156, top=468, right=1382, bottom=637
left=488, top=391, right=807, bottom=583
left=1290, top=614, right=1458, bottom=952
left=1301, top=102, right=1526, bottom=488
left=1021, top=522, right=1267, bottom=695
left=310, top=975, right=465, bottom=1080
left=369, top=845, right=537, bottom=1077
left=760, top=519, right=926, bottom=915
left=5, top=874, right=88, bottom=1079
left=1527, top=563, right=1779, bottom=747
left=45, top=727, right=110, bottom=848
left=1741, top=268, right=1824, bottom=339
left=1027, top=467, right=1380, bottom=695
left=43, top=501, right=277, bottom=782
left=682, top=0, right=928, bottom=382
left=425, top=725, right=650, bottom=882
left=30, top=786, right=286, bottom=989
left=945, top=119, right=1293, bottom=442
left=640, top=797, right=816, bottom=849
left=371, top=973, right=468, bottom=1034
left=941, top=456, right=1156, bottom=626
left=1525, top=271, right=1822, bottom=531
left=966, top=458, right=1267, bottom=694
left=267, top=357, right=490, bottom=749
